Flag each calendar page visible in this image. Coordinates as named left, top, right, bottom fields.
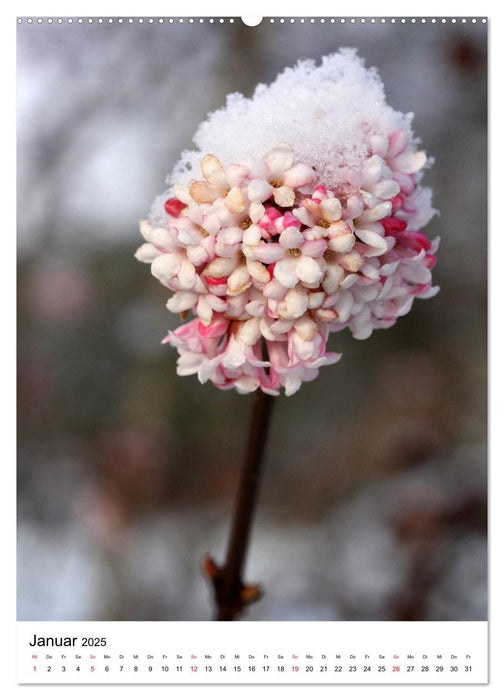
left=16, top=7, right=488, bottom=688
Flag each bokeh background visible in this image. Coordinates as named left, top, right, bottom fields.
left=17, top=17, right=487, bottom=621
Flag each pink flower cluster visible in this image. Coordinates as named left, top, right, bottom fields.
left=136, top=135, right=439, bottom=395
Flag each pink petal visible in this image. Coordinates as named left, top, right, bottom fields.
left=176, top=222, right=204, bottom=246
left=294, top=315, right=318, bottom=341
left=344, top=195, right=365, bottom=219
left=308, top=291, right=325, bottom=308
left=292, top=206, right=315, bottom=227
left=354, top=228, right=388, bottom=255
left=285, top=287, right=309, bottom=318
left=151, top=252, right=181, bottom=280
left=189, top=180, right=218, bottom=203
left=245, top=299, right=266, bottom=316
left=304, top=225, right=328, bottom=241
left=218, top=226, right=243, bottom=245
left=173, top=184, right=191, bottom=204
left=301, top=239, right=327, bottom=257
left=247, top=260, right=270, bottom=284
left=198, top=317, right=229, bottom=338
left=234, top=377, right=261, bottom=393
left=273, top=185, right=295, bottom=208
left=202, top=214, right=222, bottom=236
left=227, top=266, right=251, bottom=295
left=401, top=264, right=432, bottom=284
left=200, top=153, right=223, bottom=180
left=340, top=273, right=359, bottom=289
left=295, top=256, right=323, bottom=285
left=166, top=291, right=198, bottom=312
left=270, top=319, right=294, bottom=334
left=346, top=166, right=363, bottom=189
left=394, top=172, right=415, bottom=196
left=204, top=256, right=239, bottom=277
left=225, top=187, right=246, bottom=214
left=369, top=179, right=401, bottom=200
left=267, top=142, right=294, bottom=178
left=368, top=134, right=388, bottom=157
left=390, top=150, right=427, bottom=174
left=134, top=243, right=161, bottom=263
left=263, top=278, right=287, bottom=299
left=291, top=334, right=315, bottom=361
left=387, top=129, right=409, bottom=159
left=221, top=336, right=246, bottom=369
left=249, top=202, right=265, bottom=224
left=197, top=295, right=213, bottom=323
left=236, top=317, right=262, bottom=345
left=140, top=221, right=173, bottom=250
left=334, top=290, right=354, bottom=322
left=283, top=163, right=315, bottom=188
left=328, top=233, right=355, bottom=254
left=322, top=264, right=344, bottom=294
left=225, top=164, right=249, bottom=187
left=274, top=257, right=299, bottom=288
left=178, top=259, right=197, bottom=288
left=206, top=294, right=228, bottom=312
left=248, top=178, right=274, bottom=202
left=280, top=211, right=301, bottom=229
left=214, top=241, right=240, bottom=259
left=279, top=226, right=304, bottom=249
left=358, top=201, right=393, bottom=223
left=176, top=352, right=203, bottom=376
left=320, top=197, right=342, bottom=222
left=254, top=243, right=285, bottom=264
left=311, top=185, right=328, bottom=202
left=360, top=263, right=380, bottom=280
left=242, top=224, right=262, bottom=246
left=362, top=154, right=385, bottom=185
left=338, top=252, right=363, bottom=273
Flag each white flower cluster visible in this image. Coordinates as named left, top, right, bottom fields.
left=137, top=51, right=439, bottom=395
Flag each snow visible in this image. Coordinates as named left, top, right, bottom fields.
left=165, top=49, right=416, bottom=197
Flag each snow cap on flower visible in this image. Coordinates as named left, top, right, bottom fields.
left=138, top=49, right=439, bottom=396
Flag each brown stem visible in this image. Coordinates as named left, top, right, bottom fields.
left=203, top=389, right=275, bottom=621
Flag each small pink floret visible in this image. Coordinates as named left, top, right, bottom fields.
left=164, top=197, right=186, bottom=217
left=138, top=135, right=438, bottom=396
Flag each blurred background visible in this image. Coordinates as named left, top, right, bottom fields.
left=17, top=17, right=487, bottom=621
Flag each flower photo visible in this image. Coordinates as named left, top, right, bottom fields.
left=17, top=16, right=487, bottom=624
left=137, top=50, right=439, bottom=397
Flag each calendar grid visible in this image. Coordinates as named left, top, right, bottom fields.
left=17, top=621, right=488, bottom=684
